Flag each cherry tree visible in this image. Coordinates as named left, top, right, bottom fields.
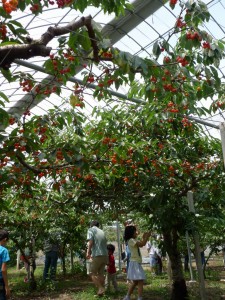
left=1, top=0, right=225, bottom=299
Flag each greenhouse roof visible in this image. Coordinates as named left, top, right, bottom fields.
left=1, top=0, right=225, bottom=138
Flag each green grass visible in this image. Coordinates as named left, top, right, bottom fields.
left=7, top=259, right=225, bottom=300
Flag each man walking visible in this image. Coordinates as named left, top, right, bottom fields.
left=86, top=220, right=108, bottom=296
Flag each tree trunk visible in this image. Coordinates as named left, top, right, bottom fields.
left=29, top=235, right=37, bottom=290
left=70, top=247, right=74, bottom=270
left=61, top=243, right=67, bottom=276
left=163, top=229, right=188, bottom=300
left=29, top=256, right=37, bottom=291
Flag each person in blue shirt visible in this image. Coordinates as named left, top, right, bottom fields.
left=0, top=230, right=10, bottom=300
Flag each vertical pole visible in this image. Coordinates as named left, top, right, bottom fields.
left=185, top=231, right=194, bottom=281
left=187, top=191, right=207, bottom=300
left=16, top=250, right=20, bottom=270
left=116, top=220, right=121, bottom=272
left=220, top=122, right=225, bottom=169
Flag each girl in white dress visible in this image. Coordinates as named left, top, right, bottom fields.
left=123, top=225, right=151, bottom=300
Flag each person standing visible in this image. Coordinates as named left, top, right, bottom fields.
left=0, top=230, right=10, bottom=300
left=86, top=220, right=108, bottom=297
left=123, top=220, right=132, bottom=283
left=124, top=243, right=131, bottom=272
left=146, top=236, right=160, bottom=275
left=123, top=225, right=151, bottom=300
left=20, top=248, right=31, bottom=283
left=43, top=230, right=61, bottom=281
left=105, top=244, right=119, bottom=292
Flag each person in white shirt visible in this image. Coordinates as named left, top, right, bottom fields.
left=146, top=235, right=162, bottom=275
left=86, top=220, right=108, bottom=297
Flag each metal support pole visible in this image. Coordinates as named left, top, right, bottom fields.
left=187, top=191, right=207, bottom=300
left=16, top=250, right=20, bottom=270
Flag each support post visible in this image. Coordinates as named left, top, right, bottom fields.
left=116, top=220, right=122, bottom=272
left=16, top=250, right=20, bottom=270
left=187, top=191, right=207, bottom=300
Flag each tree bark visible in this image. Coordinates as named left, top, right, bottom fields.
left=0, top=15, right=99, bottom=69
left=163, top=229, right=188, bottom=300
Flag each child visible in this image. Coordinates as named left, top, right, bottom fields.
left=0, top=230, right=10, bottom=300
left=105, top=244, right=119, bottom=292
left=123, top=226, right=151, bottom=300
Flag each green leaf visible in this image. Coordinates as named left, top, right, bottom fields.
left=72, top=0, right=87, bottom=12
left=58, top=36, right=67, bottom=46
left=1, top=69, right=14, bottom=82
left=132, top=55, right=143, bottom=70
left=153, top=42, right=161, bottom=58
left=196, top=107, right=207, bottom=116
left=0, top=107, right=9, bottom=127
left=218, top=40, right=225, bottom=51
left=14, top=28, right=28, bottom=35
left=0, top=100, right=5, bottom=107
left=68, top=32, right=78, bottom=51
left=0, top=7, right=11, bottom=18
left=202, top=82, right=214, bottom=97
left=43, top=59, right=54, bottom=73
left=78, top=29, right=92, bottom=52
left=66, top=112, right=72, bottom=125
left=8, top=20, right=24, bottom=27
left=17, top=0, right=27, bottom=11
left=161, top=40, right=170, bottom=52
left=209, top=66, right=220, bottom=86
left=114, top=79, right=120, bottom=91
left=0, top=40, right=20, bottom=46
left=0, top=92, right=9, bottom=103
left=204, top=67, right=211, bottom=79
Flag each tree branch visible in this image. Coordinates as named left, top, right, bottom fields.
left=0, top=44, right=51, bottom=69
left=16, top=153, right=41, bottom=174
left=0, top=15, right=99, bottom=69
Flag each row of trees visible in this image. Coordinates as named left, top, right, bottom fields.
left=1, top=0, right=225, bottom=299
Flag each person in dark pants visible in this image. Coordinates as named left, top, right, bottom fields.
left=0, top=230, right=10, bottom=300
left=43, top=231, right=61, bottom=281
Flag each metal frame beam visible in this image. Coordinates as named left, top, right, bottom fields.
left=8, top=0, right=165, bottom=115
left=4, top=0, right=220, bottom=132
left=9, top=60, right=220, bottom=131
left=102, top=0, right=166, bottom=45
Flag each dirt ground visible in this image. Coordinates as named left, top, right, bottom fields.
left=10, top=255, right=225, bottom=300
